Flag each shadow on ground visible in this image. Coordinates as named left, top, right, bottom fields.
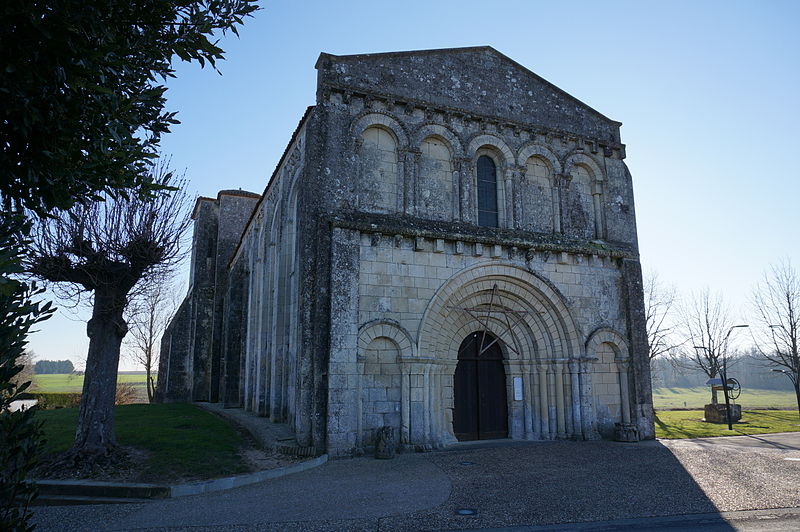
left=378, top=440, right=736, bottom=531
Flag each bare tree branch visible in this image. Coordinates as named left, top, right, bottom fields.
left=124, top=278, right=182, bottom=403
left=751, top=259, right=800, bottom=416
left=674, top=289, right=745, bottom=404
left=26, top=159, right=192, bottom=457
left=643, top=270, right=682, bottom=363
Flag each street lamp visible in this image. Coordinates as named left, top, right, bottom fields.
left=772, top=368, right=798, bottom=387
left=719, top=325, right=749, bottom=429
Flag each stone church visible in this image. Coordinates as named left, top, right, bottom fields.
left=155, top=47, right=655, bottom=457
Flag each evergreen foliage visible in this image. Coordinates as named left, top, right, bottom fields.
left=0, top=215, right=53, bottom=531
left=32, top=361, right=75, bottom=375
left=0, top=1, right=256, bottom=528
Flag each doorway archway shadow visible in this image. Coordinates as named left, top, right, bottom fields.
left=453, top=331, right=508, bottom=441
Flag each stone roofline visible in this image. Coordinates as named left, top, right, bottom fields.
left=191, top=196, right=215, bottom=219
left=327, top=211, right=639, bottom=261
left=316, top=46, right=623, bottom=127
left=226, top=105, right=315, bottom=269
left=318, top=83, right=626, bottom=157
left=190, top=189, right=261, bottom=219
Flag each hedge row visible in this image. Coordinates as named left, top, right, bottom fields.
left=30, top=392, right=82, bottom=409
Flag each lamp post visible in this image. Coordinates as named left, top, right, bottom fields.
left=720, top=325, right=749, bottom=429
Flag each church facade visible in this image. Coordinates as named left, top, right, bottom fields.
left=155, top=47, right=655, bottom=457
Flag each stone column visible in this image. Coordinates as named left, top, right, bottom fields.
left=456, top=157, right=473, bottom=224
left=591, top=180, right=604, bottom=239
left=616, top=359, right=632, bottom=425
left=326, top=228, right=361, bottom=455
left=512, top=165, right=525, bottom=230
left=569, top=360, right=583, bottom=439
left=579, top=358, right=600, bottom=439
left=554, top=361, right=566, bottom=438
left=423, top=364, right=432, bottom=445
left=537, top=363, right=550, bottom=439
left=523, top=363, right=535, bottom=439
left=356, top=354, right=365, bottom=449
left=504, top=167, right=514, bottom=229
left=553, top=174, right=570, bottom=234
left=400, top=362, right=410, bottom=446
left=452, top=166, right=461, bottom=221
left=403, top=148, right=418, bottom=215
left=440, top=360, right=458, bottom=444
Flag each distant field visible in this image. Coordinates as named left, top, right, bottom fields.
left=653, top=386, right=796, bottom=409
left=32, top=373, right=154, bottom=402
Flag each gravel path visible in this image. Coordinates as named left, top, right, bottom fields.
left=31, top=434, right=800, bottom=531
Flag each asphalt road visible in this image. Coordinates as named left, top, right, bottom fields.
left=31, top=433, right=800, bottom=531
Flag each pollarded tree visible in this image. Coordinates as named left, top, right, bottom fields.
left=2, top=1, right=255, bottom=527
left=752, top=260, right=800, bottom=417
left=29, top=165, right=191, bottom=460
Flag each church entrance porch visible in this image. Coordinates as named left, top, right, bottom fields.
left=453, top=332, right=508, bottom=441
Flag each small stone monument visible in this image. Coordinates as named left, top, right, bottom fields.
left=374, top=426, right=396, bottom=459
left=614, top=422, right=639, bottom=442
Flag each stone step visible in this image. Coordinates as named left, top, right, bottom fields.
left=33, top=479, right=170, bottom=499
left=31, top=494, right=153, bottom=506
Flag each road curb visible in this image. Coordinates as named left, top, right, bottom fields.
left=169, top=453, right=328, bottom=497
left=32, top=453, right=328, bottom=504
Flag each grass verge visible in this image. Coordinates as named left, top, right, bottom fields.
left=653, top=386, right=796, bottom=409
left=655, top=409, right=800, bottom=439
left=35, top=403, right=250, bottom=482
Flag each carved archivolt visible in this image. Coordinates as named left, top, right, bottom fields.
left=358, top=319, right=415, bottom=358
left=517, top=143, right=562, bottom=174
left=417, top=262, right=583, bottom=362
left=563, top=152, right=604, bottom=181
left=350, top=112, right=409, bottom=148
left=585, top=327, right=629, bottom=360
left=411, top=123, right=465, bottom=158
left=466, top=133, right=514, bottom=164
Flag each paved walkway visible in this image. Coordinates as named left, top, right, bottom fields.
left=196, top=403, right=297, bottom=449
left=31, top=433, right=800, bottom=531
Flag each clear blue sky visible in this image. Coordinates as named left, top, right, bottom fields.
left=29, top=0, right=800, bottom=369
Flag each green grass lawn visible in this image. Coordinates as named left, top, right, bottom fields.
left=32, top=373, right=153, bottom=402
left=653, top=386, right=796, bottom=409
left=32, top=373, right=152, bottom=393
left=654, top=409, right=800, bottom=439
left=35, top=403, right=250, bottom=482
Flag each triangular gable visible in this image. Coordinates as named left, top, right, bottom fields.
left=316, top=47, right=620, bottom=143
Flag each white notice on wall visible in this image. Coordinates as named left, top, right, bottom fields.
left=513, top=376, right=523, bottom=401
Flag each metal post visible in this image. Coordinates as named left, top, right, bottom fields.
left=722, top=325, right=749, bottom=430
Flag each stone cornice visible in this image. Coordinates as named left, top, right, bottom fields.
left=326, top=211, right=638, bottom=261
left=320, top=83, right=626, bottom=158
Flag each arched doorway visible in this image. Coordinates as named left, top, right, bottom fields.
left=453, top=332, right=508, bottom=441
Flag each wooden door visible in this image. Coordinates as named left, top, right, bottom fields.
left=453, top=332, right=508, bottom=441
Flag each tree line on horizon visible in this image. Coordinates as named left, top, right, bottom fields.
left=32, top=360, right=75, bottom=375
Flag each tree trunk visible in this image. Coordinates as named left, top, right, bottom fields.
left=795, top=382, right=800, bottom=421
left=74, top=289, right=128, bottom=456
left=146, top=366, right=154, bottom=403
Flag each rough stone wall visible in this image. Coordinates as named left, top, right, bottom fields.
left=310, top=47, right=652, bottom=455
left=156, top=192, right=258, bottom=404
left=162, top=46, right=653, bottom=456
left=315, top=47, right=621, bottom=144
left=226, top=117, right=312, bottom=443
left=208, top=192, right=260, bottom=402
left=154, top=297, right=193, bottom=402
left=324, top=226, right=635, bottom=454
left=187, top=199, right=218, bottom=401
